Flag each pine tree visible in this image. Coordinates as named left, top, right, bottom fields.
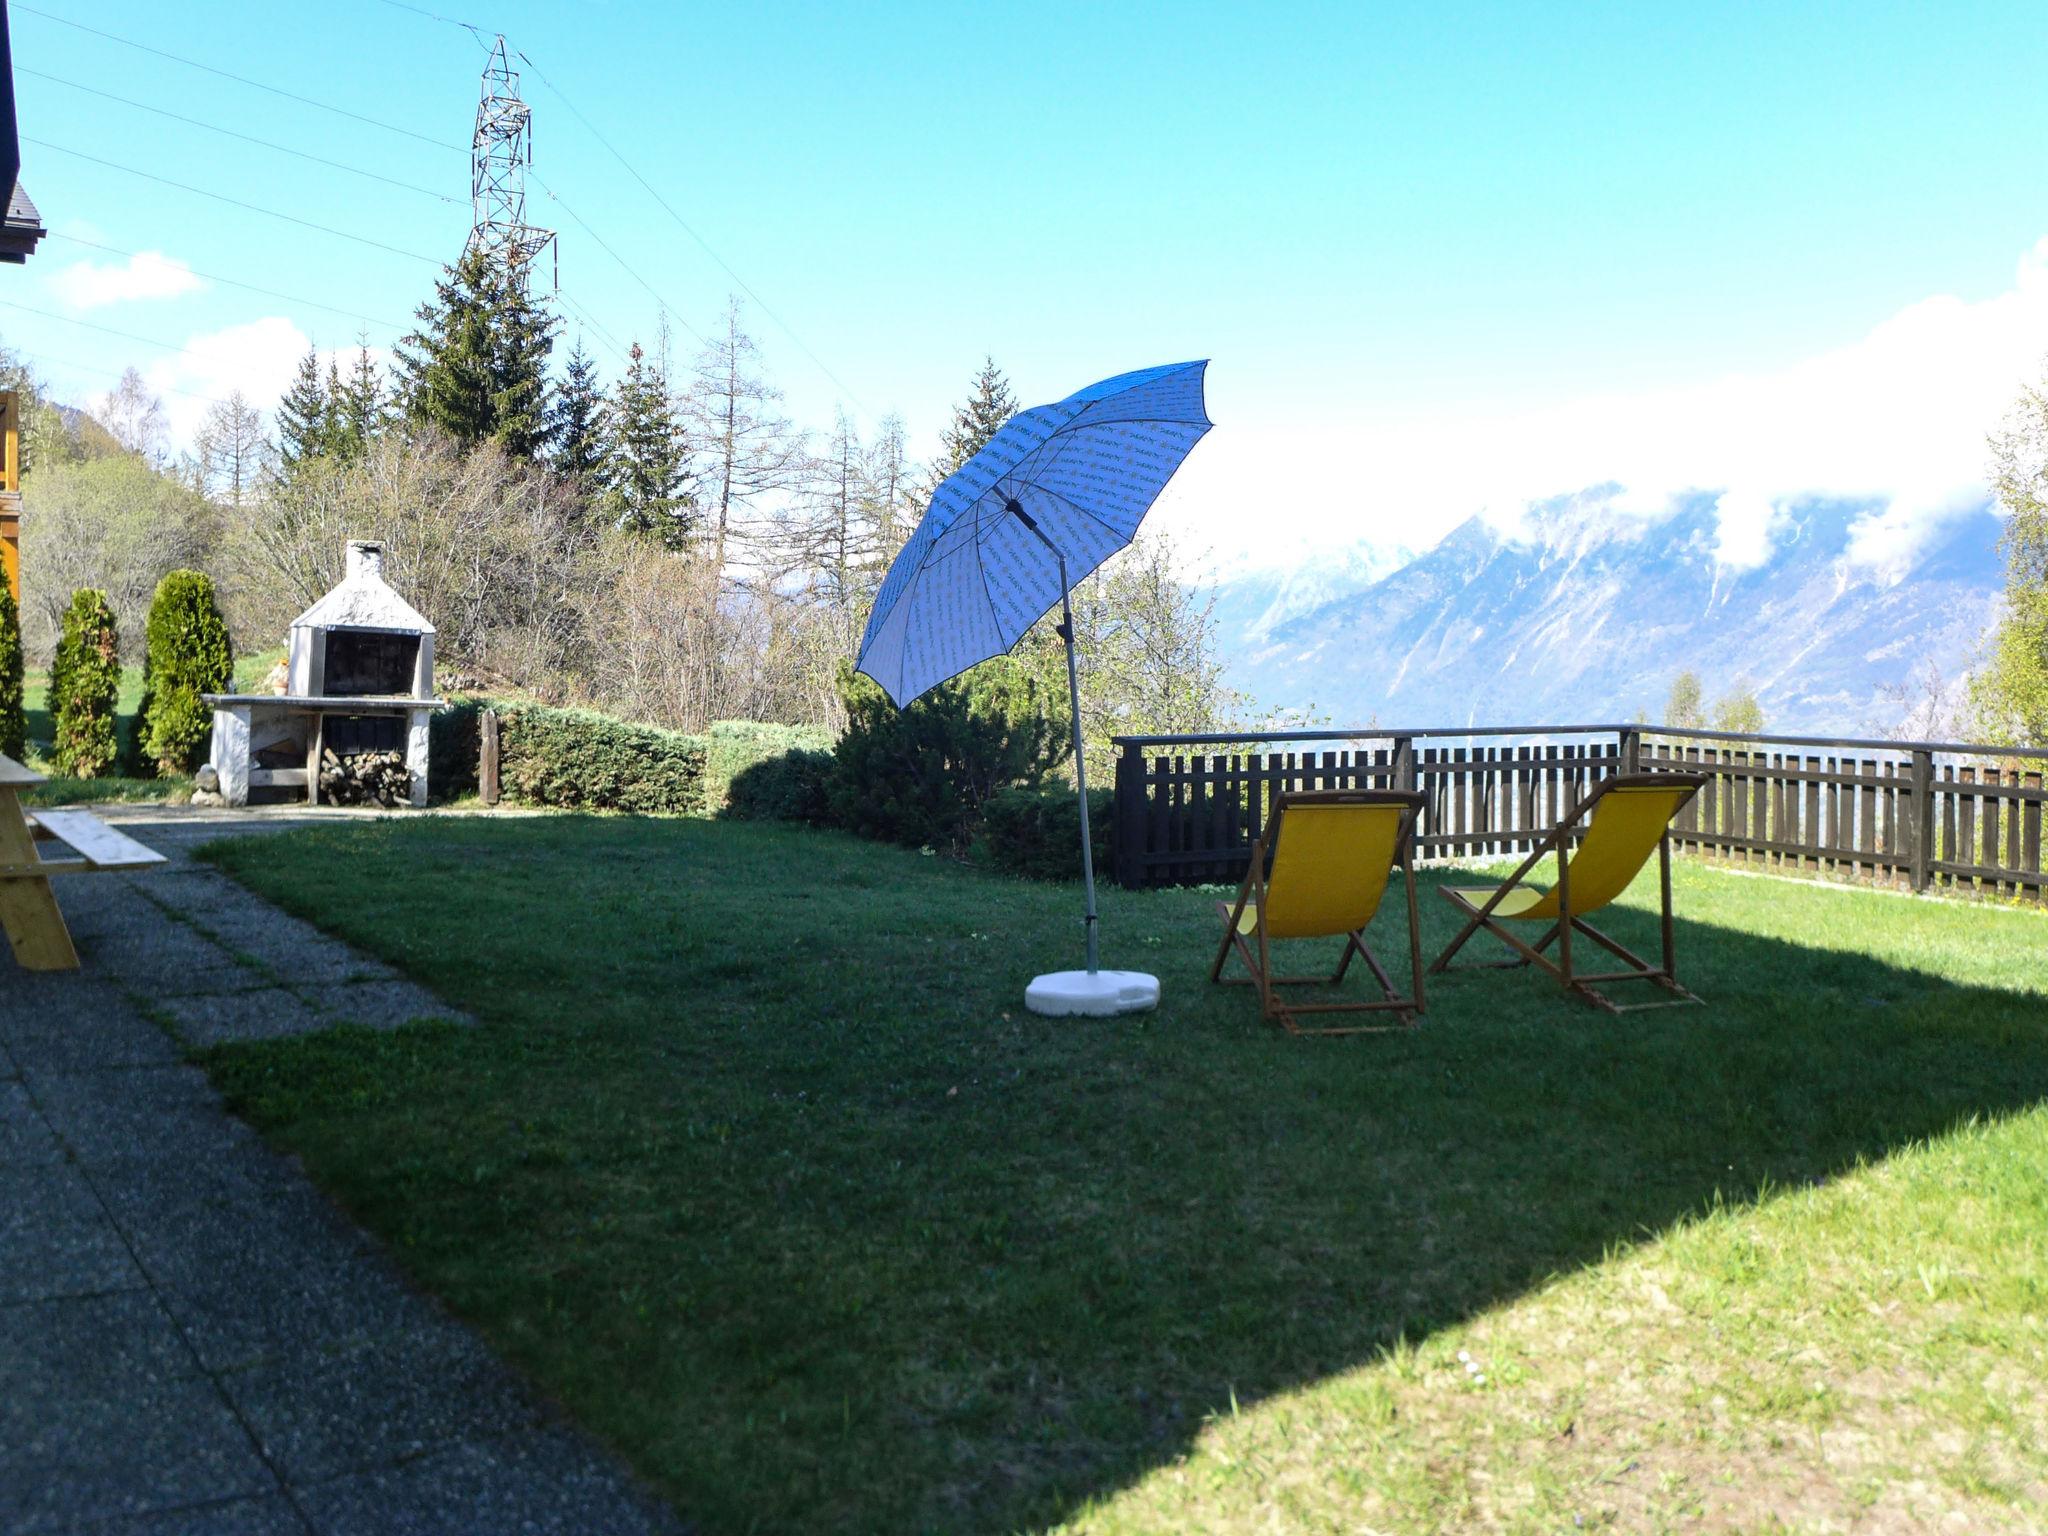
left=603, top=342, right=694, bottom=548
left=331, top=338, right=384, bottom=462
left=551, top=339, right=607, bottom=486
left=393, top=246, right=559, bottom=459
left=0, top=579, right=24, bottom=763
left=276, top=347, right=330, bottom=472
left=939, top=357, right=1017, bottom=474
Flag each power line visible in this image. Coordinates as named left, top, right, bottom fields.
left=531, top=171, right=704, bottom=346
left=13, top=3, right=467, bottom=153
left=368, top=0, right=491, bottom=48
left=516, top=49, right=876, bottom=418
left=19, top=68, right=461, bottom=205
left=363, top=0, right=875, bottom=415
left=553, top=288, right=632, bottom=368
left=46, top=234, right=410, bottom=335
left=8, top=343, right=242, bottom=410
left=23, top=138, right=449, bottom=266
left=0, top=295, right=296, bottom=365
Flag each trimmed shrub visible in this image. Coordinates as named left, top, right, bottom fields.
left=982, top=783, right=1115, bottom=883
left=48, top=589, right=121, bottom=777
left=704, top=720, right=833, bottom=816
left=724, top=746, right=836, bottom=824
left=0, top=580, right=24, bottom=763
left=497, top=703, right=706, bottom=814
left=137, top=569, right=234, bottom=776
left=828, top=658, right=1067, bottom=853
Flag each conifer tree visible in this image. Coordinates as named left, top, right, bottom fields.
left=275, top=347, right=330, bottom=472
left=0, top=580, right=24, bottom=763
left=603, top=341, right=694, bottom=548
left=137, top=570, right=235, bottom=776
left=331, top=339, right=384, bottom=462
left=939, top=357, right=1017, bottom=474
left=393, top=246, right=558, bottom=460
left=551, top=339, right=607, bottom=486
left=47, top=589, right=120, bottom=778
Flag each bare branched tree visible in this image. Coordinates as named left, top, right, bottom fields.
left=685, top=298, right=807, bottom=574
left=97, top=368, right=168, bottom=464
left=195, top=392, right=273, bottom=513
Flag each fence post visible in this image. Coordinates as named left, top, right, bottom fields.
left=1113, top=744, right=1144, bottom=889
left=1392, top=735, right=1416, bottom=793
left=480, top=708, right=501, bottom=807
left=1910, top=748, right=1933, bottom=893
left=1619, top=726, right=1641, bottom=776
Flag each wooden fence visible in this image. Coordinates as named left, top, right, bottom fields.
left=1110, top=723, right=2048, bottom=902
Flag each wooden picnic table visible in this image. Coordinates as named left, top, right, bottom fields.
left=0, top=753, right=167, bottom=971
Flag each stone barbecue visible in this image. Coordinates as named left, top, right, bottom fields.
left=203, top=540, right=444, bottom=807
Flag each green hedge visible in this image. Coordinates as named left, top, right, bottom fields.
left=705, top=719, right=833, bottom=816
left=444, top=700, right=707, bottom=814
left=724, top=746, right=836, bottom=824
left=982, top=783, right=1116, bottom=883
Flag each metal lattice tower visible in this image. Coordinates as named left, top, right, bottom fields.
left=469, top=36, right=554, bottom=279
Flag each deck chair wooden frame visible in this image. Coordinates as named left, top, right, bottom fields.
left=1210, top=789, right=1427, bottom=1035
left=1429, top=772, right=1708, bottom=1014
left=1, top=753, right=166, bottom=972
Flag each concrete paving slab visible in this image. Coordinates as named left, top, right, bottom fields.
left=315, top=980, right=457, bottom=1031
left=221, top=1322, right=546, bottom=1486
left=2, top=809, right=669, bottom=1532
left=294, top=1427, right=688, bottom=1536
left=0, top=1163, right=141, bottom=1305
left=0, top=1372, right=277, bottom=1533
left=73, top=1492, right=309, bottom=1535
left=2, top=1011, right=184, bottom=1075
left=0, top=1081, right=62, bottom=1166
left=0, top=1289, right=204, bottom=1397
left=154, top=991, right=329, bottom=1051
left=25, top=1068, right=268, bottom=1171
left=155, top=1254, right=426, bottom=1377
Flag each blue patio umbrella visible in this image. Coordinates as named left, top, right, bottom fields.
left=856, top=360, right=1212, bottom=1014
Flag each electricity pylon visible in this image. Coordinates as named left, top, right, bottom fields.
left=469, top=35, right=555, bottom=281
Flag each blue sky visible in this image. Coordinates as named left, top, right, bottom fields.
left=9, top=0, right=2048, bottom=568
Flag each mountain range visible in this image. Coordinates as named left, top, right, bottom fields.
left=1209, top=487, right=2004, bottom=735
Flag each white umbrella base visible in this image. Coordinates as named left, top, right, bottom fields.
left=1025, top=969, right=1161, bottom=1017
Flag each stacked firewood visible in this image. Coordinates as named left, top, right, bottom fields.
left=319, top=748, right=411, bottom=807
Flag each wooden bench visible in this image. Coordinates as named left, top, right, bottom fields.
left=1, top=753, right=167, bottom=971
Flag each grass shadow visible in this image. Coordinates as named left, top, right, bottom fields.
left=188, top=815, right=2048, bottom=1533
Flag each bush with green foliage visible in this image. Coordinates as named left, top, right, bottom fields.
left=723, top=746, right=836, bottom=824
left=496, top=703, right=706, bottom=813
left=828, top=658, right=1067, bottom=853
left=0, top=580, right=24, bottom=763
left=135, top=569, right=234, bottom=776
left=47, top=589, right=120, bottom=777
left=704, top=719, right=833, bottom=815
left=981, top=783, right=1115, bottom=882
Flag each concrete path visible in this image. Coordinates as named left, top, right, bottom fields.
left=1, top=808, right=686, bottom=1535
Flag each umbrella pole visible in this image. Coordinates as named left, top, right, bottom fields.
left=1054, top=575, right=1100, bottom=975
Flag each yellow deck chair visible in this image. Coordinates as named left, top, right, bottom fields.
left=1429, top=772, right=1708, bottom=1013
left=1209, top=789, right=1427, bottom=1034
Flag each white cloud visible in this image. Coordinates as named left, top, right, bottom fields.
left=143, top=317, right=312, bottom=445
left=47, top=249, right=204, bottom=310
left=1176, top=235, right=2048, bottom=575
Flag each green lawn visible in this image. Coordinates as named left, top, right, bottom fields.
left=195, top=818, right=2048, bottom=1534
left=17, top=649, right=279, bottom=804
